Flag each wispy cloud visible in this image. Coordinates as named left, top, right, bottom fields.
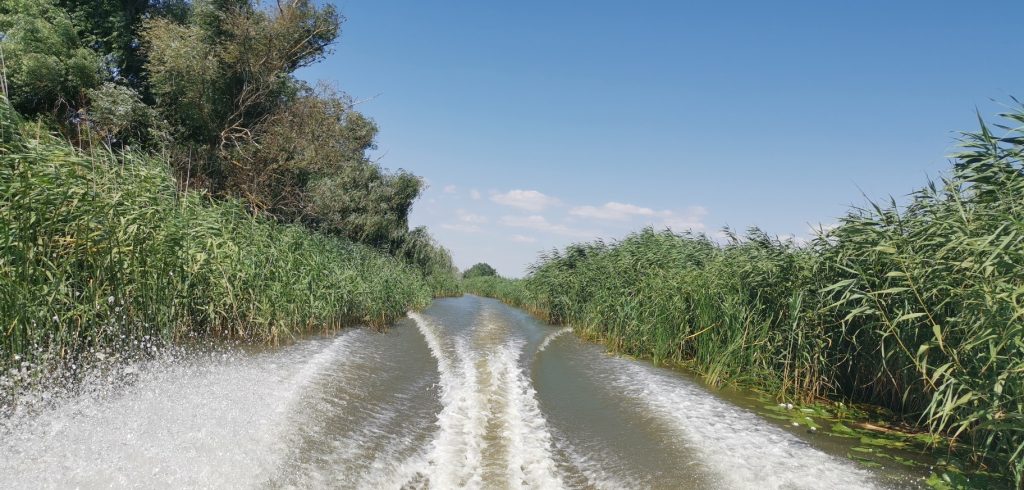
left=441, top=223, right=481, bottom=233
left=511, top=234, right=537, bottom=243
left=443, top=184, right=457, bottom=194
left=456, top=209, right=488, bottom=224
left=491, top=189, right=560, bottom=212
left=469, top=189, right=481, bottom=200
left=499, top=215, right=592, bottom=237
left=570, top=201, right=671, bottom=221
left=571, top=201, right=708, bottom=232
left=659, top=206, right=708, bottom=231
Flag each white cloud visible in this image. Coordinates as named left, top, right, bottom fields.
left=768, top=223, right=839, bottom=247
left=443, top=184, right=457, bottom=194
left=456, top=209, right=488, bottom=224
left=491, top=189, right=560, bottom=212
left=499, top=215, right=592, bottom=237
left=570, top=201, right=671, bottom=221
left=511, top=234, right=537, bottom=243
left=470, top=189, right=481, bottom=200
left=441, top=223, right=481, bottom=233
left=659, top=206, right=708, bottom=231
left=569, top=201, right=707, bottom=231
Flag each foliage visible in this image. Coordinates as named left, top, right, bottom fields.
left=0, top=0, right=457, bottom=290
left=85, top=82, right=166, bottom=146
left=0, top=100, right=431, bottom=371
left=462, top=263, right=498, bottom=279
left=141, top=0, right=340, bottom=190
left=54, top=0, right=155, bottom=90
left=0, top=0, right=104, bottom=115
left=137, top=1, right=450, bottom=275
left=818, top=110, right=1024, bottom=485
left=465, top=108, right=1024, bottom=485
left=397, top=227, right=462, bottom=297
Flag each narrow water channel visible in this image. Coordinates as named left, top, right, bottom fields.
left=1, top=295, right=913, bottom=488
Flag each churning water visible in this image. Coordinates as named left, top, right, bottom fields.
left=0, top=296, right=897, bottom=489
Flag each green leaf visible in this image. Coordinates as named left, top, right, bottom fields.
left=895, top=312, right=927, bottom=323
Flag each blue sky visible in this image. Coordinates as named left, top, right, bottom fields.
left=298, top=1, right=1024, bottom=277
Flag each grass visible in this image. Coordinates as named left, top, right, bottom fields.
left=465, top=107, right=1024, bottom=486
left=0, top=100, right=437, bottom=370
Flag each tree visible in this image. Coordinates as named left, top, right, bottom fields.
left=55, top=0, right=156, bottom=92
left=85, top=82, right=166, bottom=146
left=142, top=0, right=341, bottom=191
left=0, top=0, right=104, bottom=116
left=1, top=0, right=449, bottom=281
left=463, top=263, right=498, bottom=279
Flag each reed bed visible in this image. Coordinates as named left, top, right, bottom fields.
left=465, top=109, right=1024, bottom=484
left=0, top=102, right=432, bottom=369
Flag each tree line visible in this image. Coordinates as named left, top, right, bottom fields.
left=0, top=0, right=457, bottom=282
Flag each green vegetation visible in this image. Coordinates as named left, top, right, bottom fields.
left=0, top=0, right=459, bottom=365
left=0, top=103, right=430, bottom=366
left=0, top=0, right=457, bottom=272
left=465, top=108, right=1024, bottom=485
left=462, top=262, right=498, bottom=279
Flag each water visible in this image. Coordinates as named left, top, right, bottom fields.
left=0, top=295, right=912, bottom=489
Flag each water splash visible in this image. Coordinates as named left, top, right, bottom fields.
left=604, top=359, right=877, bottom=489
left=0, top=333, right=355, bottom=488
left=406, top=311, right=564, bottom=489
left=536, top=327, right=573, bottom=354
left=0, top=298, right=898, bottom=488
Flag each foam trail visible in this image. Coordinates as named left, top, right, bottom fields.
left=266, top=326, right=441, bottom=489
left=493, top=342, right=562, bottom=488
left=551, top=435, right=633, bottom=490
left=607, top=360, right=877, bottom=489
left=407, top=312, right=565, bottom=489
left=408, top=312, right=490, bottom=488
left=536, top=327, right=572, bottom=353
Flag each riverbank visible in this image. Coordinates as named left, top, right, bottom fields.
left=0, top=102, right=448, bottom=374
left=463, top=108, right=1024, bottom=487
left=464, top=277, right=1017, bottom=489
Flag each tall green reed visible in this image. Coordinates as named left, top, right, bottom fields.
left=1, top=101, right=431, bottom=368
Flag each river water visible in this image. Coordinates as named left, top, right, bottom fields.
left=0, top=295, right=916, bottom=489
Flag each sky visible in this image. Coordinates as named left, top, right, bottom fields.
left=298, top=1, right=1024, bottom=277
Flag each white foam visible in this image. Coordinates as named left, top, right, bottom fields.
left=271, top=329, right=439, bottom=488
left=407, top=312, right=565, bottom=489
left=407, top=312, right=490, bottom=488
left=492, top=342, right=562, bottom=488
left=0, top=332, right=355, bottom=488
left=605, top=360, right=877, bottom=489
left=536, top=327, right=573, bottom=353
left=550, top=434, right=634, bottom=490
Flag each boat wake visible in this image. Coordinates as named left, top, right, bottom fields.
left=391, top=312, right=564, bottom=489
